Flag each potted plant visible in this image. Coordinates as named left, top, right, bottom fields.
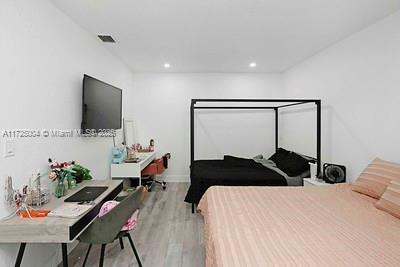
left=48, top=159, right=92, bottom=198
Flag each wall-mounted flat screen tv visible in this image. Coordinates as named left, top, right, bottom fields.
left=81, top=74, right=122, bottom=131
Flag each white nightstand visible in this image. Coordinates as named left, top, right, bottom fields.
left=303, top=178, right=330, bottom=187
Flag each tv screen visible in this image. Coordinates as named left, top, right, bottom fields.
left=81, top=75, right=122, bottom=131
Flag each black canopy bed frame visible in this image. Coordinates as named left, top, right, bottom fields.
left=188, top=99, right=321, bottom=213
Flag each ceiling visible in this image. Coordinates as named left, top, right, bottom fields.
left=50, top=0, right=400, bottom=73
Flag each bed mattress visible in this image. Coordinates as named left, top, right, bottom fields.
left=198, top=184, right=400, bottom=267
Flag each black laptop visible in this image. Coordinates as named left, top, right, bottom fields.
left=64, top=186, right=108, bottom=202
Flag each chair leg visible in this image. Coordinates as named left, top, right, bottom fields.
left=82, top=244, right=92, bottom=267
left=119, top=237, right=124, bottom=250
left=126, top=233, right=142, bottom=267
left=15, top=243, right=26, bottom=267
left=61, top=243, right=68, bottom=267
left=99, top=244, right=106, bottom=267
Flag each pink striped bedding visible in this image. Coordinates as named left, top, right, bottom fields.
left=198, top=184, right=400, bottom=267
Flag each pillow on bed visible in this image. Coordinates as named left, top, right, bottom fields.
left=269, top=148, right=310, bottom=177
left=375, top=180, right=400, bottom=219
left=269, top=148, right=290, bottom=166
left=352, top=158, right=400, bottom=199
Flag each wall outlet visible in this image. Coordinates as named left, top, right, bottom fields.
left=4, top=139, right=15, bottom=158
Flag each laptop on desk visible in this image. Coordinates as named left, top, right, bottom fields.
left=64, top=186, right=108, bottom=202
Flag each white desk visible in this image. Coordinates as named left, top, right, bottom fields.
left=0, top=179, right=123, bottom=266
left=111, top=151, right=156, bottom=186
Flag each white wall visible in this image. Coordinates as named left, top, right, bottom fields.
left=128, top=73, right=284, bottom=182
left=279, top=103, right=317, bottom=158
left=0, top=0, right=134, bottom=266
left=283, top=10, right=400, bottom=182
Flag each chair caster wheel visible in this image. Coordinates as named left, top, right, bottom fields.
left=162, top=182, right=166, bottom=185
left=162, top=186, right=166, bottom=190
left=148, top=188, right=152, bottom=192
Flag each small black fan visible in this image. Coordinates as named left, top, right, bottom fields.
left=323, top=163, right=346, bottom=184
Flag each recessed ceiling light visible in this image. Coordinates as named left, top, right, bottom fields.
left=164, top=63, right=171, bottom=68
left=249, top=62, right=257, bottom=68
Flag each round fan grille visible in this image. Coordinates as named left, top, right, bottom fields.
left=324, top=165, right=345, bottom=183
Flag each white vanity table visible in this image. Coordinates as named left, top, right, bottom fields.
left=110, top=151, right=156, bottom=186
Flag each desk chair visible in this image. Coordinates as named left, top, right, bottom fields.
left=141, top=153, right=170, bottom=191
left=78, top=186, right=146, bottom=267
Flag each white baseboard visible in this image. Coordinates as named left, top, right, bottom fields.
left=164, top=175, right=189, bottom=183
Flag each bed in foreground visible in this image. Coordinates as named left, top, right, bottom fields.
left=198, top=184, right=400, bottom=266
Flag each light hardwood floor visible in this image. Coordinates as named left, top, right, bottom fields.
left=66, top=183, right=204, bottom=267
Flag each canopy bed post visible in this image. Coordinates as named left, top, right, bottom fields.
left=274, top=107, right=279, bottom=152
left=190, top=99, right=195, bottom=165
left=190, top=99, right=196, bottom=213
left=316, top=100, right=321, bottom=177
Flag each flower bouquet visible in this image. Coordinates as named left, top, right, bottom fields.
left=48, top=159, right=92, bottom=198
